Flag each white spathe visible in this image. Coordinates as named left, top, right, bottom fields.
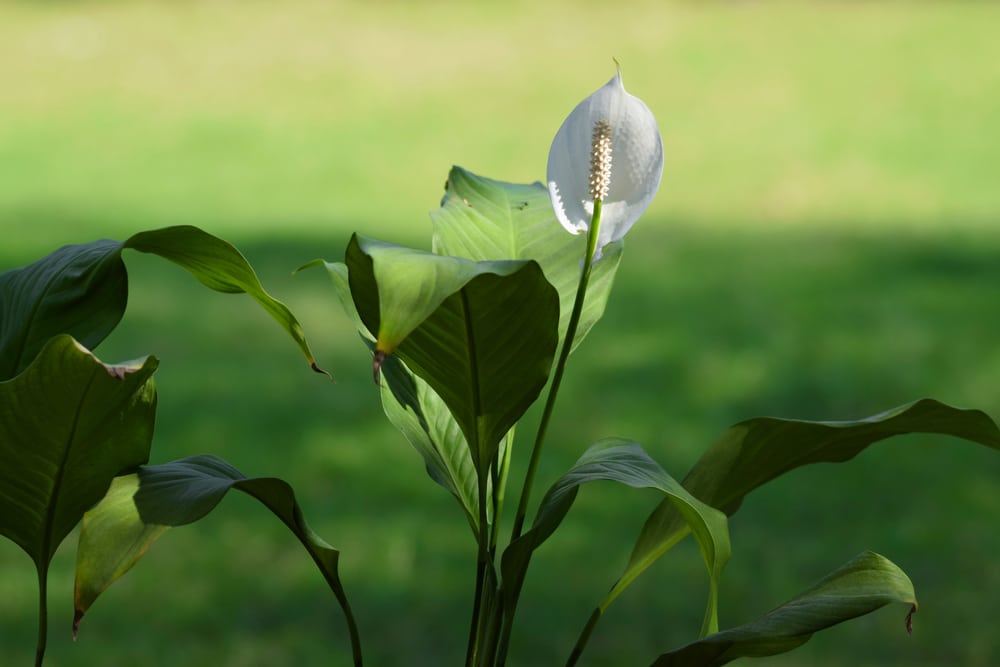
left=547, top=70, right=663, bottom=259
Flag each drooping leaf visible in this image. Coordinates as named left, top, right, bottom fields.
left=344, top=233, right=559, bottom=472
left=0, top=226, right=323, bottom=380
left=431, top=166, right=622, bottom=352
left=123, top=226, right=325, bottom=374
left=0, top=240, right=127, bottom=381
left=617, top=399, right=1000, bottom=617
left=0, top=334, right=157, bottom=568
left=650, top=552, right=918, bottom=667
left=501, top=440, right=731, bottom=653
left=75, top=454, right=362, bottom=666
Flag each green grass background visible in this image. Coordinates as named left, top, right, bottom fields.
left=2, top=1, right=999, bottom=665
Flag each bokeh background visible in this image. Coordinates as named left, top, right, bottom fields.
left=1, top=1, right=998, bottom=665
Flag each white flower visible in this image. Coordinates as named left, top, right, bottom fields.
left=547, top=69, right=663, bottom=259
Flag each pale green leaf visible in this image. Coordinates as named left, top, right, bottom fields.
left=431, top=166, right=622, bottom=352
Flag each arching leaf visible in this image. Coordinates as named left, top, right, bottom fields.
left=0, top=226, right=323, bottom=380
left=501, top=440, right=730, bottom=654
left=74, top=454, right=362, bottom=666
left=651, top=552, right=917, bottom=667
left=619, top=400, right=1000, bottom=619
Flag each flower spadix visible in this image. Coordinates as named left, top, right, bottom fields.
left=547, top=69, right=663, bottom=258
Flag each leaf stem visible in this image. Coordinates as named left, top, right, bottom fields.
left=35, top=567, right=47, bottom=667
left=466, top=470, right=492, bottom=666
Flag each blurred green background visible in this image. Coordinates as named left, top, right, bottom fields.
left=1, top=1, right=998, bottom=665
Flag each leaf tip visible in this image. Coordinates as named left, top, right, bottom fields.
left=72, top=608, right=84, bottom=641
left=905, top=603, right=918, bottom=636
left=311, top=361, right=333, bottom=380
left=373, top=350, right=387, bottom=385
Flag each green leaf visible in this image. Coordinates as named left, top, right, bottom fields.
left=0, top=334, right=157, bottom=664
left=378, top=353, right=481, bottom=531
left=74, top=454, right=362, bottom=666
left=0, top=226, right=323, bottom=380
left=431, top=166, right=622, bottom=351
left=0, top=335, right=157, bottom=568
left=0, top=240, right=127, bottom=381
left=123, top=226, right=324, bottom=374
left=345, top=233, right=559, bottom=471
left=619, top=399, right=1000, bottom=615
left=311, top=257, right=493, bottom=534
left=650, top=552, right=918, bottom=667
left=501, top=440, right=731, bottom=648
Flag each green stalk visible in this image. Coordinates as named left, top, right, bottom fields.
left=466, top=472, right=491, bottom=667
left=510, top=199, right=602, bottom=542
left=494, top=201, right=603, bottom=666
left=35, top=568, right=47, bottom=667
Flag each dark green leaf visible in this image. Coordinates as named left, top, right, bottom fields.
left=0, top=335, right=156, bottom=663
left=431, top=166, right=622, bottom=351
left=0, top=240, right=127, bottom=380
left=0, top=335, right=157, bottom=568
left=651, top=552, right=918, bottom=667
left=74, top=455, right=362, bottom=665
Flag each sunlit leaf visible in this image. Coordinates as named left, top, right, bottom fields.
left=344, top=233, right=558, bottom=472
left=501, top=440, right=730, bottom=653
left=75, top=454, right=362, bottom=666
left=431, top=166, right=622, bottom=352
left=651, top=552, right=918, bottom=667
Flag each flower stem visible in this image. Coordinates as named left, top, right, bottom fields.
left=510, top=199, right=602, bottom=542
left=494, top=202, right=603, bottom=667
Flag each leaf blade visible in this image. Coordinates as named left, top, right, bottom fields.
left=74, top=454, right=362, bottom=665
left=0, top=240, right=127, bottom=380
left=124, top=225, right=325, bottom=374
left=624, top=399, right=1000, bottom=597
left=431, top=166, right=622, bottom=351
left=650, top=552, right=918, bottom=667
left=501, top=441, right=731, bottom=645
left=345, top=234, right=559, bottom=471
left=0, top=335, right=157, bottom=568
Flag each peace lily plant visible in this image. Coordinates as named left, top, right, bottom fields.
left=1, top=66, right=998, bottom=667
